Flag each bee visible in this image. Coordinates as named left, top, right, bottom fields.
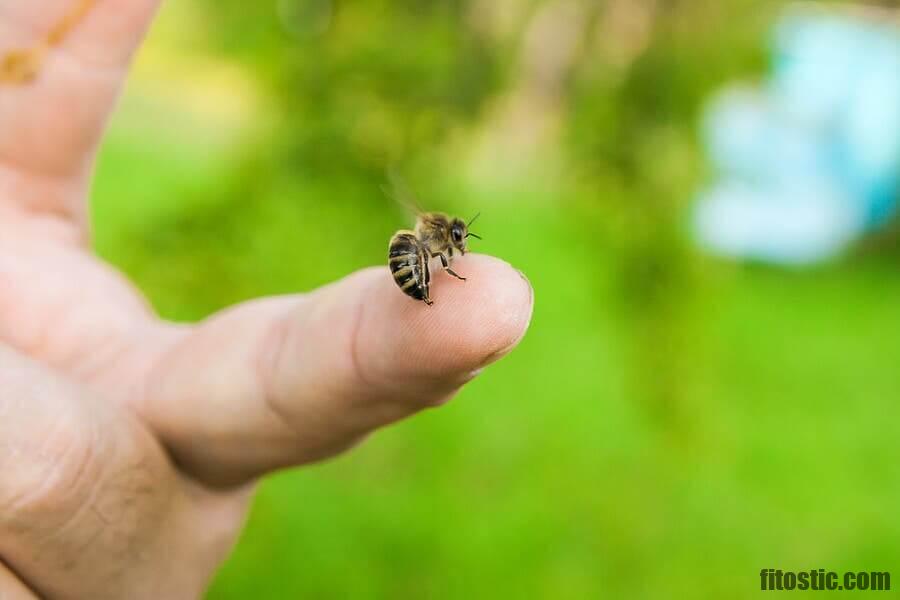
left=385, top=175, right=481, bottom=306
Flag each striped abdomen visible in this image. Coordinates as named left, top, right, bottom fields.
left=388, top=231, right=432, bottom=305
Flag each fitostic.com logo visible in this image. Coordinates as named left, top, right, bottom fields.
left=760, top=569, right=890, bottom=591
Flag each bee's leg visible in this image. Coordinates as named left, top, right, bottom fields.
left=445, top=268, right=466, bottom=281
left=437, top=252, right=466, bottom=281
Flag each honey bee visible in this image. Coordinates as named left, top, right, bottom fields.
left=385, top=175, right=481, bottom=306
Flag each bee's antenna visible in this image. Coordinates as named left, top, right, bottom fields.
left=467, top=212, right=481, bottom=228
left=466, top=232, right=482, bottom=240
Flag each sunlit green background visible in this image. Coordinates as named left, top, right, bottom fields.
left=91, top=0, right=899, bottom=597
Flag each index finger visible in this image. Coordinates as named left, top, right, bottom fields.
left=0, top=0, right=162, bottom=223
left=0, top=0, right=160, bottom=69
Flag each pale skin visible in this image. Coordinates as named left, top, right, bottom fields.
left=0, top=1, right=534, bottom=598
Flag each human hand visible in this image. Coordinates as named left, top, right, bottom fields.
left=0, top=1, right=533, bottom=598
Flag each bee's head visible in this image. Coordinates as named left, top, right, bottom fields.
left=450, top=213, right=481, bottom=254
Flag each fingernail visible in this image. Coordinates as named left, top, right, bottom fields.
left=517, top=269, right=535, bottom=311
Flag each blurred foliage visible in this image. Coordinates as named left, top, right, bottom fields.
left=91, top=0, right=900, bottom=598
left=564, top=0, right=771, bottom=425
left=203, top=0, right=503, bottom=181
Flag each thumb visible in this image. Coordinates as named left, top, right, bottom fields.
left=140, top=254, right=534, bottom=487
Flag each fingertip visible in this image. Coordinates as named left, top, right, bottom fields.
left=437, top=254, right=534, bottom=367
left=358, top=254, right=533, bottom=389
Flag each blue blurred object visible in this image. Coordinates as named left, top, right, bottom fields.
left=693, top=5, right=900, bottom=264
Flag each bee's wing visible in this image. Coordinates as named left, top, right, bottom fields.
left=383, top=168, right=425, bottom=218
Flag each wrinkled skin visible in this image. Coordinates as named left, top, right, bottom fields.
left=0, top=1, right=533, bottom=598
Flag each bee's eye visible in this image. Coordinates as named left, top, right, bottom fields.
left=452, top=228, right=462, bottom=242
